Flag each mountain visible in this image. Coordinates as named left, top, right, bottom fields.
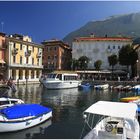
left=63, top=12, right=140, bottom=45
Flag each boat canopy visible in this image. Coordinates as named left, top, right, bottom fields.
left=84, top=101, right=137, bottom=120
left=0, top=104, right=52, bottom=119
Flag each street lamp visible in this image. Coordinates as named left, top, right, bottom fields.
left=136, top=59, right=139, bottom=77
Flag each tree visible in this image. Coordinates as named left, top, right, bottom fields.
left=70, top=58, right=79, bottom=70
left=108, top=54, right=118, bottom=73
left=94, top=60, right=102, bottom=71
left=118, top=44, right=138, bottom=77
left=78, top=56, right=89, bottom=70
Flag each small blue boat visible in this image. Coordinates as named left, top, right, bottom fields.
left=0, top=104, right=52, bottom=132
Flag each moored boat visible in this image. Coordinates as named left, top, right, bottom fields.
left=94, top=84, right=109, bottom=90
left=78, top=83, right=91, bottom=90
left=42, top=72, right=81, bottom=89
left=82, top=101, right=139, bottom=139
left=132, top=85, right=140, bottom=91
left=120, top=96, right=140, bottom=102
left=0, top=97, right=24, bottom=109
left=0, top=104, right=52, bottom=132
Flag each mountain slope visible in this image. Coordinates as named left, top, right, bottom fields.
left=63, top=12, right=140, bottom=45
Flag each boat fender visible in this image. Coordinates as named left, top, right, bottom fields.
left=83, top=114, right=87, bottom=119
left=105, top=123, right=113, bottom=132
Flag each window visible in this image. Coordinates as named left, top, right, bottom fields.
left=13, top=56, right=16, bottom=63
left=20, top=56, right=22, bottom=64
left=48, top=56, right=50, bottom=60
left=56, top=74, right=62, bottom=80
left=36, top=71, right=39, bottom=78
left=32, top=58, right=34, bottom=65
left=118, top=46, right=120, bottom=49
left=54, top=47, right=57, bottom=51
left=54, top=55, right=57, bottom=60
left=20, top=44, right=22, bottom=50
left=113, top=46, right=115, bottom=49
left=32, top=46, right=34, bottom=52
left=26, top=57, right=28, bottom=64
left=37, top=58, right=39, bottom=65
left=108, top=45, right=110, bottom=49
left=13, top=43, right=16, bottom=48
left=31, top=70, right=34, bottom=79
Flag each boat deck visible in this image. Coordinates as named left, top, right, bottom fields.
left=84, top=129, right=122, bottom=139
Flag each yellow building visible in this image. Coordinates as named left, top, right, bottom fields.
left=5, top=34, right=43, bottom=84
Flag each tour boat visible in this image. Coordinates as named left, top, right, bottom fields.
left=0, top=104, right=52, bottom=132
left=42, top=73, right=81, bottom=89
left=82, top=101, right=139, bottom=139
left=0, top=97, right=24, bottom=109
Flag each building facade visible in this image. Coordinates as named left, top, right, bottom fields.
left=5, top=34, right=43, bottom=84
left=0, top=32, right=7, bottom=80
left=42, top=40, right=71, bottom=72
left=72, top=36, right=132, bottom=70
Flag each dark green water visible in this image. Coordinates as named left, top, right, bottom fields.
left=0, top=84, right=139, bottom=139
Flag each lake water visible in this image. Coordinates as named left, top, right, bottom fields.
left=0, top=84, right=139, bottom=139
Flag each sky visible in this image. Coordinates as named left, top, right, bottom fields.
left=0, top=1, right=140, bottom=44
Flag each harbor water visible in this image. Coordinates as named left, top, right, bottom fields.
left=0, top=84, right=139, bottom=139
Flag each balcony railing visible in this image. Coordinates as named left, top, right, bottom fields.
left=36, top=52, right=42, bottom=58
left=0, top=63, right=7, bottom=70
left=0, top=43, right=8, bottom=49
left=25, top=50, right=31, bottom=57
left=12, top=48, right=18, bottom=55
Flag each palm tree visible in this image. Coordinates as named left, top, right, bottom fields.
left=119, top=44, right=138, bottom=77
left=108, top=54, right=118, bottom=77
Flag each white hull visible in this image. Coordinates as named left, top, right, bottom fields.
left=94, top=84, right=109, bottom=90
left=0, top=111, right=52, bottom=132
left=43, top=81, right=80, bottom=89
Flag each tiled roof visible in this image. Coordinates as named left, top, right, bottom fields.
left=74, top=37, right=132, bottom=42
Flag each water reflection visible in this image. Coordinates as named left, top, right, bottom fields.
left=12, top=84, right=42, bottom=104
left=0, top=119, right=52, bottom=139
left=0, top=84, right=139, bottom=139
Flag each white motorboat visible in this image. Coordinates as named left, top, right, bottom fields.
left=132, top=85, right=140, bottom=91
left=0, top=104, right=52, bottom=132
left=94, top=84, right=109, bottom=90
left=42, top=73, right=81, bottom=89
left=82, top=101, right=139, bottom=139
left=0, top=97, right=24, bottom=109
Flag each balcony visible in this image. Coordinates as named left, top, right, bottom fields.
left=36, top=52, right=42, bottom=58
left=0, top=43, right=8, bottom=50
left=25, top=50, right=31, bottom=57
left=0, top=63, right=7, bottom=70
left=12, top=48, right=18, bottom=55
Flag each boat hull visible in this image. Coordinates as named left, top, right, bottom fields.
left=0, top=111, right=52, bottom=132
left=120, top=96, right=140, bottom=102
left=43, top=81, right=80, bottom=89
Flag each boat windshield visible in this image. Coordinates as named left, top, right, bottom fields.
left=47, top=74, right=57, bottom=78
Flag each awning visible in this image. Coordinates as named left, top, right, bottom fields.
left=0, top=59, right=6, bottom=64
left=84, top=101, right=137, bottom=120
